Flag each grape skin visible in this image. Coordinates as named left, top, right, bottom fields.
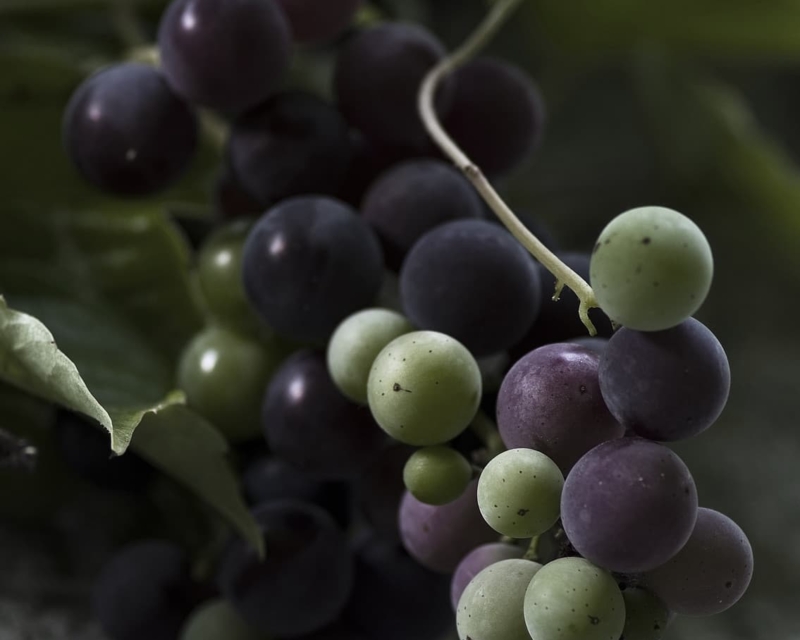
left=590, top=206, right=713, bottom=331
left=450, top=542, right=526, bottom=610
left=179, top=600, right=262, bottom=640
left=524, top=557, right=625, bottom=640
left=456, top=558, right=543, bottom=640
left=276, top=0, right=362, bottom=43
left=620, top=587, right=671, bottom=640
left=327, top=308, right=414, bottom=404
left=403, top=445, right=473, bottom=506
left=477, top=448, right=564, bottom=539
left=367, top=331, right=482, bottom=446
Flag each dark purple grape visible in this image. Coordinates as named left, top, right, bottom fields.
left=93, top=540, right=201, bottom=640
left=262, top=350, right=386, bottom=480
left=334, top=23, right=454, bottom=150
left=450, top=542, right=525, bottom=609
left=399, top=479, right=497, bottom=574
left=561, top=438, right=698, bottom=573
left=241, top=196, right=384, bottom=345
left=55, top=411, right=153, bottom=492
left=157, top=0, right=291, bottom=113
left=362, top=159, right=484, bottom=270
left=345, top=533, right=452, bottom=640
left=400, top=219, right=542, bottom=357
left=441, top=57, right=544, bottom=178
left=228, top=92, right=353, bottom=208
left=643, top=507, right=753, bottom=616
left=276, top=0, right=362, bottom=43
left=217, top=501, right=353, bottom=637
left=242, top=457, right=351, bottom=529
left=355, top=442, right=414, bottom=540
left=599, top=318, right=731, bottom=442
left=63, top=63, right=197, bottom=197
left=496, top=343, right=623, bottom=473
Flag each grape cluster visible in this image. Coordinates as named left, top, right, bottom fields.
left=59, top=1, right=753, bottom=639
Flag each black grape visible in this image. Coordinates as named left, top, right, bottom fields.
left=598, top=318, right=731, bottom=442
left=561, top=438, right=698, bottom=573
left=93, top=540, right=202, bottom=640
left=362, top=159, right=484, bottom=270
left=334, top=23, right=454, bottom=151
left=262, top=350, right=387, bottom=480
left=241, top=196, right=384, bottom=345
left=157, top=0, right=291, bottom=114
left=441, top=56, right=545, bottom=178
left=344, top=532, right=452, bottom=640
left=62, top=63, right=197, bottom=197
left=217, top=501, right=354, bottom=637
left=400, top=219, right=542, bottom=357
left=54, top=411, right=153, bottom=492
left=355, top=442, right=415, bottom=540
left=227, top=92, right=354, bottom=208
left=276, top=0, right=362, bottom=43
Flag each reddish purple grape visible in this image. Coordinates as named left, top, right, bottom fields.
left=276, top=0, right=362, bottom=43
left=450, top=542, right=525, bottom=609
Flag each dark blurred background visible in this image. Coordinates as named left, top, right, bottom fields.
left=0, top=0, right=798, bottom=637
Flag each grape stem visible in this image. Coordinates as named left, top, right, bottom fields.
left=417, top=0, right=600, bottom=335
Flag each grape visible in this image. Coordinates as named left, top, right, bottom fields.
left=450, top=542, right=525, bottom=609
left=217, top=500, right=353, bottom=637
left=456, top=558, right=543, bottom=640
left=477, top=448, right=564, bottom=538
left=442, top=57, right=545, bottom=178
left=327, top=308, right=414, bottom=404
left=93, top=540, right=201, bottom=640
left=177, top=325, right=282, bottom=442
left=367, top=331, right=482, bottom=446
left=643, top=507, right=753, bottom=616
left=157, top=0, right=291, bottom=113
left=356, top=442, right=414, bottom=540
left=276, top=0, right=362, bottom=43
left=589, top=206, right=714, bottom=331
left=400, top=220, right=542, bottom=357
left=179, top=599, right=262, bottom=640
left=620, top=588, right=671, bottom=640
left=361, top=159, right=484, bottom=270
left=345, top=532, right=452, bottom=640
left=523, top=557, right=625, bottom=640
left=54, top=411, right=152, bottom=492
left=403, top=445, right=472, bottom=505
left=227, top=92, right=353, bottom=208
left=561, top=438, right=698, bottom=573
left=242, top=457, right=351, bottom=529
left=497, top=344, right=623, bottom=473
left=334, top=23, right=454, bottom=150
left=62, top=63, right=197, bottom=197
left=598, top=318, right=731, bottom=442
left=263, top=350, right=387, bottom=479
left=399, top=479, right=498, bottom=573
left=242, top=196, right=384, bottom=345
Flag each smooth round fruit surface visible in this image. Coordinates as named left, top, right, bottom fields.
left=276, top=0, right=362, bottom=43
left=590, top=206, right=713, bottom=331
left=477, top=448, right=563, bottom=539
left=179, top=600, right=263, bottom=640
left=367, top=331, right=482, bottom=446
left=403, top=446, right=472, bottom=505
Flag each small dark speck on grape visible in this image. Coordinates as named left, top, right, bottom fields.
left=653, top=282, right=660, bottom=287
left=589, top=615, right=600, bottom=625
left=642, top=237, right=651, bottom=245
left=604, top=239, right=611, bottom=245
left=726, top=581, right=733, bottom=588
left=579, top=385, right=587, bottom=394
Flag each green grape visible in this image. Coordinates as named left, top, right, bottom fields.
left=326, top=308, right=414, bottom=404
left=403, top=445, right=472, bottom=505
left=197, top=219, right=263, bottom=336
left=456, top=558, right=542, bottom=640
left=180, top=599, right=266, bottom=640
left=621, top=587, right=671, bottom=640
left=524, top=557, right=625, bottom=640
left=477, top=448, right=563, bottom=538
left=589, top=206, right=713, bottom=331
left=177, top=325, right=283, bottom=442
left=367, top=331, right=482, bottom=446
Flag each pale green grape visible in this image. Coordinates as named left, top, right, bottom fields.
left=367, top=331, right=481, bottom=445
left=326, top=308, right=414, bottom=404
left=403, top=445, right=472, bottom=505
left=524, top=557, right=625, bottom=640
left=621, top=587, right=671, bottom=640
left=477, top=448, right=563, bottom=538
left=456, top=558, right=542, bottom=640
left=589, top=206, right=713, bottom=331
left=180, top=599, right=266, bottom=640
